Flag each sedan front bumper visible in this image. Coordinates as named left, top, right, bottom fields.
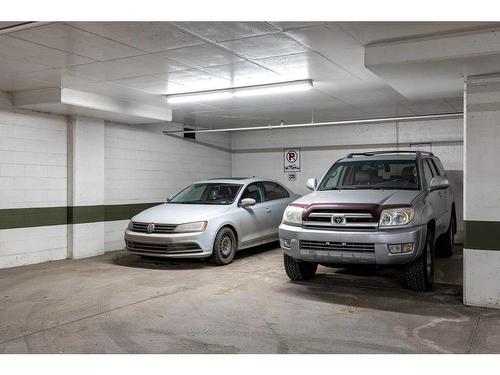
left=279, top=223, right=427, bottom=265
left=124, top=229, right=214, bottom=258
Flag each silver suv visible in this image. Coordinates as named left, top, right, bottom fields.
left=279, top=151, right=456, bottom=291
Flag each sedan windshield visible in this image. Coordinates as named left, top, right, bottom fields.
left=169, top=183, right=242, bottom=205
left=318, top=159, right=420, bottom=191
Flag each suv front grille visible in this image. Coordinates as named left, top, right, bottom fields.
left=126, top=241, right=201, bottom=254
left=303, top=209, right=378, bottom=230
left=300, top=240, right=375, bottom=253
left=131, top=222, right=177, bottom=233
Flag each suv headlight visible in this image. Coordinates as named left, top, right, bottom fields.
left=127, top=220, right=133, bottom=230
left=174, top=221, right=207, bottom=233
left=282, top=205, right=304, bottom=226
left=379, top=207, right=415, bottom=227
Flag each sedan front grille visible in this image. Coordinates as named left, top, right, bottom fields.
left=300, top=240, right=375, bottom=253
left=126, top=241, right=201, bottom=254
left=131, top=222, right=177, bottom=233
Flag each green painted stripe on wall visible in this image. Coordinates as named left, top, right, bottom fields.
left=68, top=205, right=104, bottom=224
left=0, top=207, right=67, bottom=230
left=464, top=220, right=500, bottom=251
left=0, top=202, right=163, bottom=230
left=105, top=202, right=162, bottom=222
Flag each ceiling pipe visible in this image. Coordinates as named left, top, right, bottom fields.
left=163, top=112, right=463, bottom=135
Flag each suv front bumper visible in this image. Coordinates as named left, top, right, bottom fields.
left=279, top=223, right=427, bottom=265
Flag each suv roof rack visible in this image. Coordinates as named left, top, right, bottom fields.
left=346, top=150, right=434, bottom=158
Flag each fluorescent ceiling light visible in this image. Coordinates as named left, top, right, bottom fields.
left=167, top=91, right=233, bottom=104
left=165, top=80, right=312, bottom=104
left=234, top=81, right=312, bottom=97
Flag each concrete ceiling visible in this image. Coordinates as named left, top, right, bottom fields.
left=0, top=21, right=498, bottom=127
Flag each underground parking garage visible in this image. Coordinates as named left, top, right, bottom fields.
left=1, top=14, right=500, bottom=358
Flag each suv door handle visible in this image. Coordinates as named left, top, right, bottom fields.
left=265, top=208, right=272, bottom=213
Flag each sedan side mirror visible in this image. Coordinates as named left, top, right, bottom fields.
left=306, top=178, right=318, bottom=191
left=429, top=176, right=449, bottom=191
left=166, top=197, right=171, bottom=202
left=240, top=198, right=256, bottom=208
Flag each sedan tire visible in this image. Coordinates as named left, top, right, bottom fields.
left=210, top=227, right=237, bottom=266
left=284, top=254, right=318, bottom=281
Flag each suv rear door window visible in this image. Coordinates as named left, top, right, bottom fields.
left=427, top=159, right=439, bottom=177
left=422, top=160, right=434, bottom=187
left=431, top=158, right=445, bottom=176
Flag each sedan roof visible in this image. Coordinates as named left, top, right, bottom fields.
left=196, top=177, right=261, bottom=184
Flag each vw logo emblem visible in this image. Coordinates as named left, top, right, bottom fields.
left=147, top=223, right=155, bottom=233
left=332, top=214, right=346, bottom=225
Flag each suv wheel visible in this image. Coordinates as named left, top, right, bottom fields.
left=210, top=227, right=236, bottom=266
left=402, top=231, right=434, bottom=291
left=283, top=254, right=318, bottom=281
left=436, top=216, right=455, bottom=258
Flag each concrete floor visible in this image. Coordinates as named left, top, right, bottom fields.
left=0, top=244, right=499, bottom=353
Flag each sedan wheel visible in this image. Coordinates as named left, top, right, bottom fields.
left=220, top=235, right=233, bottom=257
left=210, top=227, right=236, bottom=266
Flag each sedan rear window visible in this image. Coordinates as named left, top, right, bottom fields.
left=318, top=159, right=420, bottom=191
left=169, top=183, right=242, bottom=205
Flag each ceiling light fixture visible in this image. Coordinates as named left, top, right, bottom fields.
left=165, top=79, right=313, bottom=104
left=167, top=91, right=233, bottom=104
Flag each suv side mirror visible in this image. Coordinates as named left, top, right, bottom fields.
left=240, top=198, right=256, bottom=208
left=429, top=176, right=449, bottom=191
left=306, top=178, right=318, bottom=191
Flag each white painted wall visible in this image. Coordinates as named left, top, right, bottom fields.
left=463, top=78, right=500, bottom=309
left=103, top=121, right=232, bottom=252
left=67, top=116, right=105, bottom=259
left=105, top=122, right=231, bottom=204
left=232, top=118, right=464, bottom=233
left=0, top=109, right=68, bottom=268
left=0, top=105, right=232, bottom=268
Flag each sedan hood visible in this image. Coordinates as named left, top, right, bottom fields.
left=132, top=203, right=229, bottom=224
left=294, top=189, right=422, bottom=206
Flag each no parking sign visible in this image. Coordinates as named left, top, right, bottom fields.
left=284, top=148, right=300, bottom=172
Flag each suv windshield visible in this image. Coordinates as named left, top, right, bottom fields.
left=169, top=183, right=242, bottom=205
left=318, top=159, right=419, bottom=191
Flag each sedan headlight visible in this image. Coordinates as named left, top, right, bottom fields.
left=174, top=221, right=208, bottom=233
left=127, top=220, right=133, bottom=230
left=282, top=205, right=304, bottom=226
left=379, top=207, right=415, bottom=227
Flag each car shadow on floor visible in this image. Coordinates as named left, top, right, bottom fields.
left=280, top=246, right=466, bottom=316
left=113, top=241, right=280, bottom=271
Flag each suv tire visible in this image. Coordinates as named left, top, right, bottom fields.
left=402, top=231, right=434, bottom=291
left=284, top=254, right=318, bottom=281
left=210, top=227, right=236, bottom=266
left=436, top=216, right=455, bottom=258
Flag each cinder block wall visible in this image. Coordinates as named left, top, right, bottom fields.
left=0, top=105, right=232, bottom=268
left=104, top=122, right=231, bottom=252
left=231, top=118, right=464, bottom=237
left=0, top=109, right=68, bottom=267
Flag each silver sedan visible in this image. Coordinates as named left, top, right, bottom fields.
left=124, top=177, right=298, bottom=265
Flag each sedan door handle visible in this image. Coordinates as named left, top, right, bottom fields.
left=265, top=208, right=272, bottom=213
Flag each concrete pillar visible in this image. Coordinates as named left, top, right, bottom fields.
left=463, top=75, right=500, bottom=309
left=67, top=116, right=105, bottom=259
